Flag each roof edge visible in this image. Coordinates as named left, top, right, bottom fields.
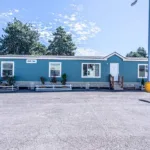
left=103, top=52, right=126, bottom=60
left=0, top=52, right=148, bottom=61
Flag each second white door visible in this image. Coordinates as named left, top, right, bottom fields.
left=110, top=63, right=119, bottom=81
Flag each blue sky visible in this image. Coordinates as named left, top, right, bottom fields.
left=0, top=0, right=148, bottom=56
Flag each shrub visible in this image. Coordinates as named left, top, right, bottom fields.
left=3, top=76, right=15, bottom=86
left=141, top=78, right=145, bottom=86
left=40, top=76, right=45, bottom=85
left=50, top=75, right=57, bottom=83
left=61, top=73, right=67, bottom=85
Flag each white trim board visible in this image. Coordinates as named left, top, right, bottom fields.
left=104, top=52, right=148, bottom=61
left=0, top=56, right=104, bottom=60
left=49, top=62, right=62, bottom=77
left=104, top=52, right=125, bottom=60
left=0, top=52, right=148, bottom=61
left=137, top=64, right=148, bottom=79
left=124, top=59, right=148, bottom=62
left=110, top=63, right=119, bottom=81
left=81, top=63, right=101, bottom=78
left=1, top=61, right=15, bottom=77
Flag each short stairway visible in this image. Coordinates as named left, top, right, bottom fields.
left=114, top=82, right=123, bottom=90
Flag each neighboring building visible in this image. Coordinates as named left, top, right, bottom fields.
left=0, top=52, right=148, bottom=89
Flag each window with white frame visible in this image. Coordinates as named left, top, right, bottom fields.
left=138, top=64, right=148, bottom=78
left=49, top=62, right=61, bottom=77
left=1, top=61, right=14, bottom=77
left=82, top=63, right=101, bottom=78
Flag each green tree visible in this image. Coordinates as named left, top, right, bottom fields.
left=137, top=47, right=147, bottom=57
left=30, top=42, right=47, bottom=55
left=126, top=47, right=147, bottom=57
left=47, top=26, right=76, bottom=56
left=0, top=18, right=46, bottom=55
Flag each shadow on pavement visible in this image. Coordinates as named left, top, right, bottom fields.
left=139, top=99, right=150, bottom=104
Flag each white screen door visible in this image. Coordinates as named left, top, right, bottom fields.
left=110, top=63, right=119, bottom=81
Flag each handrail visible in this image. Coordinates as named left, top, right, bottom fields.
left=118, top=76, right=121, bottom=83
left=118, top=75, right=124, bottom=88
left=0, top=85, right=19, bottom=91
left=109, top=75, right=114, bottom=89
left=121, top=76, right=124, bottom=88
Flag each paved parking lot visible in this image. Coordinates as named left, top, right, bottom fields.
left=0, top=91, right=150, bottom=150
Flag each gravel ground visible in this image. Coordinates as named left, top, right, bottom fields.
left=0, top=91, right=150, bottom=150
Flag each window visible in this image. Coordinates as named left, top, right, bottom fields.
left=138, top=64, right=148, bottom=78
left=1, top=61, right=14, bottom=77
left=49, top=62, right=61, bottom=77
left=82, top=63, right=101, bottom=78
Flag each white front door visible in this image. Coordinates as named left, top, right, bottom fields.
left=110, top=63, right=119, bottom=81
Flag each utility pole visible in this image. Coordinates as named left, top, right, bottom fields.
left=131, top=0, right=150, bottom=92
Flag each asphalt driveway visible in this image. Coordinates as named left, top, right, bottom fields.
left=0, top=91, right=150, bottom=150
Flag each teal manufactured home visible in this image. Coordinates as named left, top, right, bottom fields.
left=0, top=52, right=148, bottom=88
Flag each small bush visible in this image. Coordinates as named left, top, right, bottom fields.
left=61, top=73, right=67, bottom=85
left=40, top=76, right=45, bottom=85
left=50, top=76, right=57, bottom=83
left=141, top=78, right=145, bottom=86
left=3, top=76, right=15, bottom=86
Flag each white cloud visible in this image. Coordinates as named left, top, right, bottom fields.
left=59, top=13, right=77, bottom=22
left=58, top=14, right=62, bottom=17
left=64, top=15, right=69, bottom=19
left=70, top=4, right=84, bottom=12
left=0, top=9, right=20, bottom=25
left=0, top=9, right=19, bottom=18
left=54, top=18, right=58, bottom=22
left=76, top=48, right=105, bottom=56
left=32, top=21, right=53, bottom=43
left=77, top=36, right=88, bottom=41
left=22, top=8, right=28, bottom=12
left=47, top=4, right=101, bottom=44
left=64, top=21, right=69, bottom=24
left=14, top=9, right=19, bottom=13
left=54, top=13, right=101, bottom=44
left=70, top=14, right=76, bottom=21
left=0, top=12, right=12, bottom=18
left=74, top=22, right=85, bottom=31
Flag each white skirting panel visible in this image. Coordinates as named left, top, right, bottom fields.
left=15, top=81, right=141, bottom=89
left=15, top=81, right=109, bottom=88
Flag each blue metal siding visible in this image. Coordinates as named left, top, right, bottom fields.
left=123, top=61, right=148, bottom=82
left=0, top=55, right=148, bottom=83
left=107, top=55, right=148, bottom=82
left=107, top=55, right=124, bottom=80
left=0, top=59, right=104, bottom=82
